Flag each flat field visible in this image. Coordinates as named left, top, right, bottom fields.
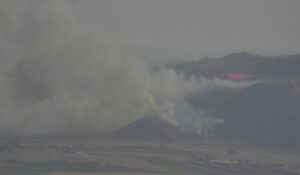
left=0, top=138, right=300, bottom=175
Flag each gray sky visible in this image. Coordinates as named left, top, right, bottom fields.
left=78, top=0, right=300, bottom=63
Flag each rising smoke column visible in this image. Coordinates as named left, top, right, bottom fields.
left=0, top=0, right=151, bottom=136
left=0, top=0, right=256, bottom=137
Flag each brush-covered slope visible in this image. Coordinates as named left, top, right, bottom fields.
left=114, top=116, right=185, bottom=142
left=219, top=81, right=300, bottom=149
left=168, top=52, right=300, bottom=80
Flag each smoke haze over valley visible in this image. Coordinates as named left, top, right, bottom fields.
left=0, top=0, right=254, bottom=137
left=0, top=0, right=300, bottom=150
left=2, top=2, right=300, bottom=175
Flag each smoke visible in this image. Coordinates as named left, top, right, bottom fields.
left=0, top=0, right=255, bottom=137
left=147, top=70, right=257, bottom=136
left=0, top=0, right=148, bottom=136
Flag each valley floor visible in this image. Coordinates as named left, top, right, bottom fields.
left=0, top=138, right=300, bottom=175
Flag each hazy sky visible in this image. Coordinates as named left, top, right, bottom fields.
left=78, top=0, right=300, bottom=63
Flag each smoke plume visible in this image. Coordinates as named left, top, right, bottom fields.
left=0, top=0, right=255, bottom=137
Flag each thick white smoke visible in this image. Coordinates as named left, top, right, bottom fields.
left=0, top=0, right=255, bottom=137
left=0, top=0, right=149, bottom=136
left=147, top=70, right=256, bottom=136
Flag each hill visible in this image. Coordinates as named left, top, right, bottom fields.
left=168, top=52, right=300, bottom=80
left=113, top=116, right=185, bottom=142
left=219, top=81, right=300, bottom=149
left=168, top=52, right=300, bottom=149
